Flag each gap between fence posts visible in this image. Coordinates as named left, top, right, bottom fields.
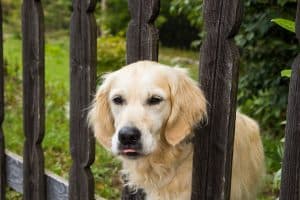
left=279, top=0, right=300, bottom=199
left=0, top=1, right=5, bottom=199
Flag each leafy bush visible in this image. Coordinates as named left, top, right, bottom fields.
left=97, top=34, right=126, bottom=75
left=170, top=0, right=298, bottom=136
left=101, top=0, right=130, bottom=35
left=236, top=1, right=298, bottom=136
left=101, top=0, right=199, bottom=48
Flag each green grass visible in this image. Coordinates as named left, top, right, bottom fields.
left=3, top=34, right=281, bottom=199
left=3, top=35, right=121, bottom=199
left=159, top=46, right=199, bottom=79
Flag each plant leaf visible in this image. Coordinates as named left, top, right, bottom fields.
left=271, top=18, right=295, bottom=33
left=281, top=69, right=292, bottom=78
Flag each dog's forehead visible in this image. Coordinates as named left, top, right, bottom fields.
left=111, top=65, right=170, bottom=92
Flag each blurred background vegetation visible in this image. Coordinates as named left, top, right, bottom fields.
left=2, top=0, right=299, bottom=199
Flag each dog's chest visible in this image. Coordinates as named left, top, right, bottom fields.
left=123, top=151, right=193, bottom=200
left=144, top=189, right=191, bottom=200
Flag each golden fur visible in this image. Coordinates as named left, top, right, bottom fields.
left=88, top=61, right=265, bottom=200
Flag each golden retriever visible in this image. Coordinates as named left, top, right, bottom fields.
left=88, top=61, right=265, bottom=200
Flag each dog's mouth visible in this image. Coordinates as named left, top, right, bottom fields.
left=119, top=148, right=143, bottom=159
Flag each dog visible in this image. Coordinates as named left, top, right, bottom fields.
left=88, top=61, right=265, bottom=200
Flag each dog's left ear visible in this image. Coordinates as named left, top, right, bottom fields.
left=165, top=68, right=207, bottom=146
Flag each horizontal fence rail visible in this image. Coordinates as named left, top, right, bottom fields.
left=279, top=0, right=300, bottom=199
left=5, top=151, right=68, bottom=200
left=5, top=151, right=105, bottom=200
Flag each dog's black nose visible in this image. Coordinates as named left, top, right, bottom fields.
left=118, top=127, right=141, bottom=145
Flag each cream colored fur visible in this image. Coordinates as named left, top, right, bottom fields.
left=88, top=61, right=265, bottom=200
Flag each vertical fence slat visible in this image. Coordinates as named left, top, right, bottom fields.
left=192, top=0, right=243, bottom=199
left=279, top=1, right=300, bottom=199
left=22, top=0, right=45, bottom=199
left=0, top=1, right=5, bottom=199
left=69, top=0, right=97, bottom=199
left=122, top=1, right=160, bottom=199
left=126, top=0, right=160, bottom=64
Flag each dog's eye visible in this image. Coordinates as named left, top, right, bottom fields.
left=112, top=96, right=125, bottom=105
left=147, top=96, right=163, bottom=105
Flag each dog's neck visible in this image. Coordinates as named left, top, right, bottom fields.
left=120, top=142, right=193, bottom=198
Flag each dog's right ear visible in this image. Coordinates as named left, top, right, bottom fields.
left=164, top=68, right=207, bottom=146
left=88, top=74, right=115, bottom=149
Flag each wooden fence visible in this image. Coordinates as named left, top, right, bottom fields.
left=0, top=0, right=299, bottom=200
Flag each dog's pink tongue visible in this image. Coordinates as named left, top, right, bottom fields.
left=122, top=149, right=136, bottom=153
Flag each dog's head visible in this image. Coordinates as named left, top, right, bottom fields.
left=88, top=61, right=206, bottom=159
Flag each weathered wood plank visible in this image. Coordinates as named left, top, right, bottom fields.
left=6, top=151, right=23, bottom=194
left=192, top=0, right=243, bottom=199
left=0, top=2, right=5, bottom=199
left=5, top=151, right=69, bottom=200
left=123, top=1, right=160, bottom=199
left=126, top=0, right=160, bottom=64
left=69, top=0, right=97, bottom=199
left=22, top=0, right=46, bottom=199
left=279, top=1, right=300, bottom=199
left=5, top=151, right=106, bottom=200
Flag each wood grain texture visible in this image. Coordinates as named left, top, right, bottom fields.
left=126, top=0, right=160, bottom=64
left=69, top=0, right=97, bottom=199
left=279, top=1, right=300, bottom=199
left=122, top=1, right=160, bottom=199
left=192, top=0, right=243, bottom=199
left=0, top=2, right=5, bottom=199
left=22, top=0, right=46, bottom=199
left=5, top=151, right=69, bottom=200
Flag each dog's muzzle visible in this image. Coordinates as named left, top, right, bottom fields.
left=118, top=126, right=142, bottom=158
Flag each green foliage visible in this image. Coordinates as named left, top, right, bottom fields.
left=101, top=0, right=199, bottom=48
left=159, top=0, right=200, bottom=48
left=6, top=187, right=22, bottom=200
left=43, top=0, right=72, bottom=32
left=170, top=0, right=298, bottom=136
left=101, top=0, right=130, bottom=35
left=3, top=36, right=121, bottom=199
left=170, top=0, right=203, bottom=28
left=97, top=34, right=126, bottom=74
left=281, top=69, right=292, bottom=77
left=2, top=0, right=93, bottom=34
left=271, top=18, right=296, bottom=33
left=237, top=2, right=297, bottom=136
left=272, top=18, right=295, bottom=78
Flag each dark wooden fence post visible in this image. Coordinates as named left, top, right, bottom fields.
left=126, top=0, right=160, bottom=64
left=69, top=0, right=97, bottom=199
left=192, top=0, right=243, bottom=199
left=279, top=1, right=300, bottom=199
left=22, top=0, right=46, bottom=199
left=122, top=1, right=160, bottom=199
left=0, top=1, right=5, bottom=199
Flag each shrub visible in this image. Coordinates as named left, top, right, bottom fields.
left=170, top=0, right=298, bottom=136
left=97, top=35, right=126, bottom=75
